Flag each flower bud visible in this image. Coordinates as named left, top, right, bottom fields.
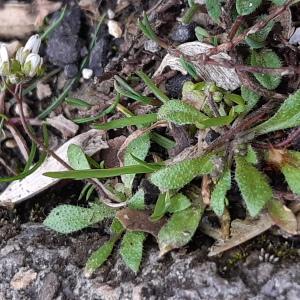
left=23, top=53, right=43, bottom=77
left=24, top=34, right=41, bottom=54
left=0, top=44, right=10, bottom=76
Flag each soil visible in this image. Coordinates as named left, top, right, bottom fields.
left=1, top=0, right=300, bottom=299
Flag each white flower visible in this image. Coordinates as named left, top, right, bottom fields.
left=24, top=34, right=41, bottom=54
left=23, top=53, right=43, bottom=77
left=0, top=44, right=10, bottom=76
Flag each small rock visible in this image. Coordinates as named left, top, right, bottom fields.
left=205, top=130, right=221, bottom=144
left=88, top=28, right=110, bottom=76
left=64, top=64, right=79, bottom=79
left=107, top=20, right=123, bottom=38
left=46, top=5, right=82, bottom=67
left=144, top=40, right=160, bottom=53
left=107, top=9, right=115, bottom=19
left=170, top=23, right=196, bottom=43
left=82, top=68, right=93, bottom=80
left=4, top=139, right=17, bottom=149
left=165, top=74, right=192, bottom=98
left=38, top=272, right=59, bottom=300
left=36, top=82, right=52, bottom=100
left=10, top=269, right=37, bottom=290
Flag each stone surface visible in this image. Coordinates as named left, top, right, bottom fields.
left=1, top=223, right=300, bottom=299
left=170, top=23, right=196, bottom=43
left=46, top=5, right=82, bottom=68
left=165, top=73, right=192, bottom=99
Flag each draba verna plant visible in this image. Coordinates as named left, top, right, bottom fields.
left=2, top=1, right=300, bottom=275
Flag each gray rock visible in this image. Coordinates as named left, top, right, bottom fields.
left=170, top=23, right=196, bottom=43
left=88, top=26, right=111, bottom=77
left=165, top=74, right=192, bottom=99
left=64, top=64, right=79, bottom=79
left=46, top=5, right=82, bottom=67
left=1, top=223, right=300, bottom=299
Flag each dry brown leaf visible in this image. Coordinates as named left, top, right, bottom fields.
left=201, top=214, right=274, bottom=257
left=34, top=0, right=62, bottom=27
left=0, top=1, right=61, bottom=38
left=46, top=114, right=79, bottom=139
left=116, top=208, right=166, bottom=237
left=154, top=42, right=241, bottom=91
left=102, top=136, right=126, bottom=168
left=6, top=124, right=29, bottom=161
left=0, top=130, right=108, bottom=207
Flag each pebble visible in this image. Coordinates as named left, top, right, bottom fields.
left=82, top=68, right=93, bottom=80
left=205, top=129, right=221, bottom=144
left=64, top=64, right=79, bottom=79
left=36, top=82, right=52, bottom=100
left=10, top=269, right=37, bottom=290
left=107, top=9, right=115, bottom=19
left=107, top=20, right=123, bottom=38
left=144, top=40, right=160, bottom=53
left=165, top=74, right=192, bottom=98
left=170, top=23, right=196, bottom=43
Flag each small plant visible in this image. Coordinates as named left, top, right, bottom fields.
left=2, top=1, right=300, bottom=276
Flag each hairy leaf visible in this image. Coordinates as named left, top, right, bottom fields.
left=168, top=193, right=192, bottom=213
left=121, top=133, right=151, bottom=190
left=158, top=100, right=207, bottom=126
left=44, top=203, right=114, bottom=234
left=158, top=206, right=203, bottom=255
left=128, top=189, right=145, bottom=210
left=211, top=169, right=231, bottom=216
left=67, top=144, right=90, bottom=170
left=241, top=86, right=261, bottom=113
left=281, top=164, right=300, bottom=195
left=267, top=198, right=297, bottom=234
left=236, top=0, right=262, bottom=15
left=271, top=0, right=286, bottom=5
left=206, top=0, right=221, bottom=23
left=246, top=18, right=274, bottom=49
left=120, top=231, right=146, bottom=273
left=235, top=156, right=272, bottom=216
left=246, top=145, right=259, bottom=164
left=150, top=154, right=214, bottom=190
left=254, top=90, right=300, bottom=135
left=250, top=49, right=282, bottom=90
left=85, top=240, right=115, bottom=276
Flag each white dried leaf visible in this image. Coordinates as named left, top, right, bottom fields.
left=46, top=114, right=79, bottom=139
left=154, top=42, right=241, bottom=91
left=0, top=130, right=108, bottom=206
left=289, top=28, right=300, bottom=45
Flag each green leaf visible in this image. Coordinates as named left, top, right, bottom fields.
left=151, top=192, right=170, bottom=221
left=206, top=0, right=222, bottom=23
left=241, top=86, right=261, bottom=113
left=211, top=169, right=231, bottom=216
left=267, top=198, right=297, bottom=234
left=254, top=90, right=300, bottom=135
left=246, top=145, right=259, bottom=164
left=168, top=193, right=192, bottom=213
left=150, top=154, right=214, bottom=190
left=271, top=0, right=286, bottom=5
left=158, top=100, right=207, bottom=126
left=67, top=144, right=90, bottom=170
left=44, top=164, right=158, bottom=180
left=250, top=49, right=282, bottom=90
left=136, top=71, right=169, bottom=103
left=121, top=133, right=151, bottom=190
left=236, top=0, right=262, bottom=15
left=128, top=189, right=145, bottom=210
left=246, top=18, right=274, bottom=49
left=120, top=231, right=146, bottom=273
left=65, top=97, right=92, bottom=108
left=158, top=206, right=203, bottom=255
left=235, top=156, right=272, bottom=216
left=85, top=239, right=116, bottom=276
left=179, top=56, right=199, bottom=81
left=44, top=203, right=115, bottom=234
left=281, top=164, right=300, bottom=195
left=93, top=113, right=158, bottom=130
